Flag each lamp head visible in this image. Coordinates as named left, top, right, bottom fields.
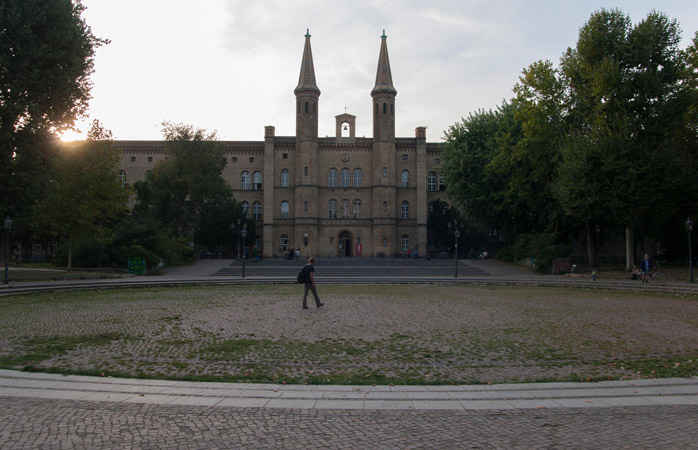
left=687, top=217, right=693, bottom=233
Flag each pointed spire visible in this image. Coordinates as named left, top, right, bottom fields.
left=371, top=30, right=397, bottom=96
left=295, top=29, right=320, bottom=95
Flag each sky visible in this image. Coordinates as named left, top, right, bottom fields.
left=62, top=0, right=698, bottom=142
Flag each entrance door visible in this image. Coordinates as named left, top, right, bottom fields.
left=338, top=231, right=352, bottom=257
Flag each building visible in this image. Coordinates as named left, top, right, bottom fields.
left=115, top=31, right=446, bottom=259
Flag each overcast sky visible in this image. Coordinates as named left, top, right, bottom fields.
left=64, top=0, right=698, bottom=142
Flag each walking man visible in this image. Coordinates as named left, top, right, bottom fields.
left=302, top=257, right=323, bottom=309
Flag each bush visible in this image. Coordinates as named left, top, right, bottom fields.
left=498, top=233, right=569, bottom=273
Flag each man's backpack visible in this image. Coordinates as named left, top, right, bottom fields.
left=296, top=269, right=305, bottom=284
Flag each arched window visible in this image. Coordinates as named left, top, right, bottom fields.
left=280, top=234, right=289, bottom=251
left=303, top=201, right=309, bottom=212
left=340, top=168, right=350, bottom=188
left=280, top=201, right=289, bottom=218
left=340, top=199, right=350, bottom=218
left=383, top=201, right=388, bottom=215
left=353, top=200, right=362, bottom=218
left=280, top=169, right=289, bottom=187
left=401, top=200, right=410, bottom=219
left=328, top=168, right=338, bottom=188
left=383, top=237, right=388, bottom=247
left=328, top=200, right=338, bottom=219
left=401, top=235, right=410, bottom=252
left=401, top=170, right=409, bottom=188
left=118, top=170, right=127, bottom=187
left=252, top=201, right=262, bottom=220
left=241, top=171, right=250, bottom=190
left=241, top=201, right=249, bottom=219
left=382, top=167, right=388, bottom=177
left=352, top=169, right=362, bottom=187
left=427, top=172, right=437, bottom=191
left=253, top=171, right=262, bottom=190
left=304, top=167, right=308, bottom=176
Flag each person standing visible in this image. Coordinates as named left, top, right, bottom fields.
left=302, top=257, right=323, bottom=309
left=640, top=254, right=652, bottom=283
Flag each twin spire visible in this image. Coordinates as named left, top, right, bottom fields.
left=295, top=29, right=396, bottom=97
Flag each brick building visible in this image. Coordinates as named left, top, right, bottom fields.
left=115, top=31, right=446, bottom=259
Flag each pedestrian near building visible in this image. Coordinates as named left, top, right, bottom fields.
left=641, top=254, right=651, bottom=283
left=302, top=257, right=323, bottom=309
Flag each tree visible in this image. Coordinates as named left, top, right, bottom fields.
left=133, top=122, right=245, bottom=257
left=37, top=120, right=129, bottom=269
left=0, top=0, right=107, bottom=228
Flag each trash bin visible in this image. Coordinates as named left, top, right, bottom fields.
left=127, top=258, right=146, bottom=275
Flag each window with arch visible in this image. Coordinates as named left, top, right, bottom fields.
left=401, top=170, right=410, bottom=188
left=280, top=201, right=289, bottom=219
left=328, top=200, right=338, bottom=219
left=340, top=168, right=350, bottom=188
left=353, top=200, right=362, bottom=218
left=340, top=199, right=350, bottom=218
left=427, top=172, right=438, bottom=191
left=328, top=168, right=338, bottom=188
left=383, top=238, right=388, bottom=247
left=241, top=201, right=249, bottom=219
left=383, top=201, right=388, bottom=215
left=304, top=166, right=308, bottom=176
left=253, top=171, right=262, bottom=190
left=280, top=234, right=289, bottom=251
left=353, top=169, right=362, bottom=187
left=241, top=171, right=250, bottom=190
left=303, top=201, right=309, bottom=213
left=401, top=200, right=410, bottom=219
left=118, top=170, right=127, bottom=187
left=401, top=235, right=410, bottom=252
left=252, top=201, right=262, bottom=220
left=382, top=167, right=387, bottom=177
left=280, top=169, right=289, bottom=187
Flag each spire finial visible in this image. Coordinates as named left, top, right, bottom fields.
left=306, top=28, right=311, bottom=38
left=382, top=29, right=386, bottom=38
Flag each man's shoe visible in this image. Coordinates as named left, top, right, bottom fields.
left=302, top=306, right=309, bottom=309
left=317, top=303, right=324, bottom=308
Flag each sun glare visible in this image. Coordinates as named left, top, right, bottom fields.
left=59, top=129, right=85, bottom=142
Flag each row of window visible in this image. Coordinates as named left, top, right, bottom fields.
left=246, top=200, right=413, bottom=220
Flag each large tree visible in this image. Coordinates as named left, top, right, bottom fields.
left=37, top=120, right=129, bottom=269
left=0, top=0, right=107, bottom=228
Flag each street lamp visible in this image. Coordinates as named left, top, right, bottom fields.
left=687, top=217, right=694, bottom=283
left=595, top=224, right=601, bottom=267
left=449, top=221, right=460, bottom=278
left=241, top=223, right=247, bottom=278
left=4, top=216, right=11, bottom=285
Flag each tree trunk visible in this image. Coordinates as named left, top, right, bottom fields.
left=585, top=220, right=595, bottom=266
left=67, top=236, right=72, bottom=271
left=625, top=227, right=634, bottom=271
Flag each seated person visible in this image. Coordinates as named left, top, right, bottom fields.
left=631, top=266, right=641, bottom=280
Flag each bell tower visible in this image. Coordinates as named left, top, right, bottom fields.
left=294, top=29, right=320, bottom=256
left=371, top=30, right=398, bottom=256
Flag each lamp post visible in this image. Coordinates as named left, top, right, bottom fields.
left=595, top=224, right=601, bottom=268
left=304, top=232, right=309, bottom=258
left=449, top=221, right=460, bottom=278
left=4, top=216, right=11, bottom=285
left=687, top=217, right=694, bottom=284
left=241, top=223, right=247, bottom=278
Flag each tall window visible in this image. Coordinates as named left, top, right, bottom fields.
left=353, top=200, right=362, bottom=218
left=253, top=171, right=262, bottom=190
left=303, top=201, right=309, bottom=213
left=280, top=201, right=289, bottom=218
left=401, top=170, right=409, bottom=188
left=383, top=201, right=388, bottom=215
left=241, top=201, right=249, bottom=219
left=401, top=235, right=410, bottom=252
left=340, top=199, right=350, bottom=218
left=328, top=168, right=338, bottom=188
left=427, top=172, right=437, bottom=191
left=439, top=174, right=445, bottom=190
left=280, top=169, right=289, bottom=187
left=241, top=171, right=250, bottom=190
left=280, top=234, right=289, bottom=250
left=382, top=167, right=387, bottom=177
left=340, top=168, right=350, bottom=188
left=252, top=201, right=262, bottom=220
left=401, top=200, right=410, bottom=219
left=353, top=169, right=362, bottom=188
left=328, top=200, right=338, bottom=219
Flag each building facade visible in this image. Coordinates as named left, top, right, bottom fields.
left=116, top=31, right=446, bottom=259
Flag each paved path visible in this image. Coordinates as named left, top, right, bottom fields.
left=2, top=259, right=698, bottom=448
left=1, top=370, right=697, bottom=449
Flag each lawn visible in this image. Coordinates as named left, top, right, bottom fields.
left=0, top=284, right=696, bottom=385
